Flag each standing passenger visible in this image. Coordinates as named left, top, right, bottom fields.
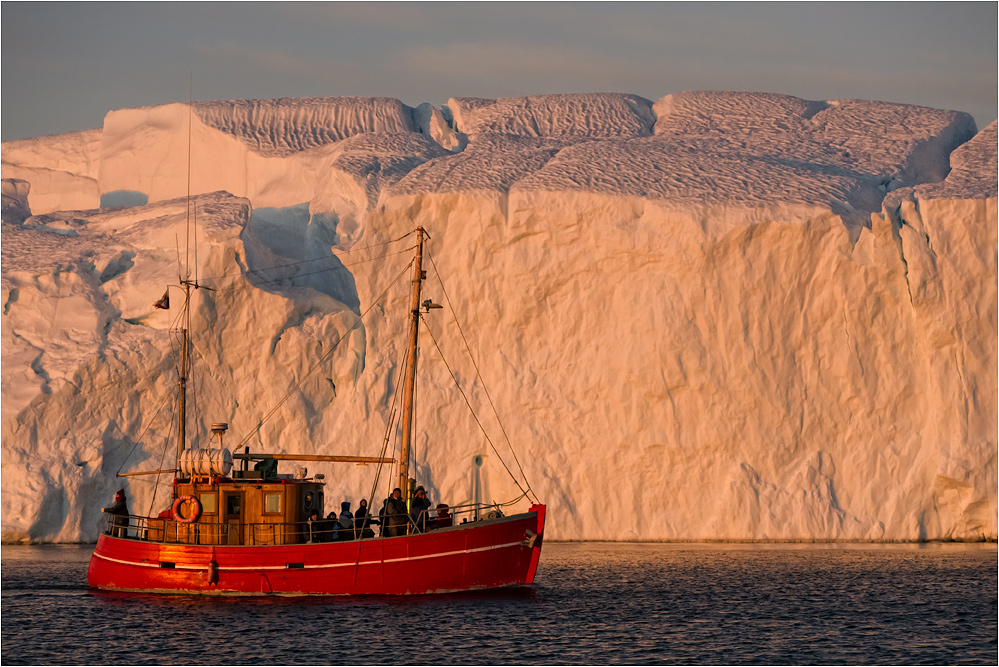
left=410, top=486, right=431, bottom=532
left=386, top=488, right=408, bottom=537
left=379, top=499, right=390, bottom=537
left=355, top=498, right=369, bottom=525
left=338, top=501, right=355, bottom=540
left=103, top=489, right=129, bottom=538
left=355, top=498, right=376, bottom=538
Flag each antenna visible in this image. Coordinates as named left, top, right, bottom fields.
left=185, top=71, right=192, bottom=280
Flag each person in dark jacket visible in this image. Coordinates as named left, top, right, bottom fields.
left=379, top=498, right=390, bottom=537
left=337, top=502, right=355, bottom=540
left=355, top=498, right=376, bottom=538
left=386, top=487, right=408, bottom=537
left=103, top=488, right=129, bottom=538
left=308, top=509, right=322, bottom=542
left=410, top=486, right=431, bottom=532
left=355, top=498, right=370, bottom=523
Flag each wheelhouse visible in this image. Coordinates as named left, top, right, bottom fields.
left=144, top=458, right=326, bottom=546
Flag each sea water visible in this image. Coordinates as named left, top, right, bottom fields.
left=1, top=542, right=995, bottom=665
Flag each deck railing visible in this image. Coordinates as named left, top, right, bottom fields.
left=102, top=501, right=510, bottom=546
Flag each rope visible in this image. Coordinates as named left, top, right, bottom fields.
left=356, top=338, right=411, bottom=557
left=114, top=392, right=173, bottom=477
left=235, top=258, right=414, bottom=450
left=419, top=313, right=531, bottom=501
left=444, top=490, right=530, bottom=513
left=146, top=403, right=178, bottom=516
left=366, top=356, right=406, bottom=511
left=426, top=250, right=538, bottom=503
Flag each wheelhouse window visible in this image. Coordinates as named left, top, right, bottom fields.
left=199, top=493, right=217, bottom=514
left=264, top=493, right=282, bottom=514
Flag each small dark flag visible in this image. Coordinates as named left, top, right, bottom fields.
left=153, top=290, right=170, bottom=310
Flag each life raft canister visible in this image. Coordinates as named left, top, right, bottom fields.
left=172, top=495, right=202, bottom=523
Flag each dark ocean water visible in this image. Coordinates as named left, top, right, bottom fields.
left=1, top=542, right=995, bottom=665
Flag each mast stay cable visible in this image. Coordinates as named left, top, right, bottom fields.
left=113, top=392, right=174, bottom=478
left=234, top=258, right=415, bottom=450
left=426, top=250, right=538, bottom=503
left=419, top=313, right=533, bottom=502
left=361, top=337, right=411, bottom=540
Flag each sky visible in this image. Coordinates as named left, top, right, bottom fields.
left=1, top=1, right=996, bottom=141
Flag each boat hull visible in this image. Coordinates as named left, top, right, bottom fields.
left=88, top=505, right=545, bottom=595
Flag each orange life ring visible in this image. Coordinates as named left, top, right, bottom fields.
left=172, top=495, right=202, bottom=523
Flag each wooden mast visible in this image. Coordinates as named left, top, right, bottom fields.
left=177, top=288, right=191, bottom=465
left=397, top=228, right=425, bottom=503
left=177, top=283, right=190, bottom=459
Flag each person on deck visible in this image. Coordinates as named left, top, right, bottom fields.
left=386, top=488, right=408, bottom=537
left=434, top=503, right=453, bottom=529
left=378, top=499, right=390, bottom=537
left=325, top=511, right=339, bottom=542
left=338, top=502, right=355, bottom=540
left=410, top=486, right=431, bottom=532
left=308, top=509, right=322, bottom=542
left=355, top=498, right=376, bottom=538
left=355, top=498, right=370, bottom=524
left=103, top=488, right=129, bottom=538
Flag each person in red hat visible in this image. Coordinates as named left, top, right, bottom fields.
left=103, top=488, right=130, bottom=538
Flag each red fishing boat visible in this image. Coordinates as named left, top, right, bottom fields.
left=87, top=227, right=545, bottom=595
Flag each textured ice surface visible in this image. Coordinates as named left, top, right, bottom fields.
left=447, top=93, right=655, bottom=138
left=389, top=134, right=572, bottom=196
left=1, top=92, right=995, bottom=543
left=192, top=97, right=416, bottom=157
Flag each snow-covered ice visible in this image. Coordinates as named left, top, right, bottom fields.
left=1, top=92, right=995, bottom=543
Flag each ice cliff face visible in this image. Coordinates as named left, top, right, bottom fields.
left=2, top=92, right=995, bottom=543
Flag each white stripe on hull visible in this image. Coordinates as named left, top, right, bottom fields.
left=93, top=539, right=526, bottom=571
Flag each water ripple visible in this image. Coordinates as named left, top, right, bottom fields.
left=2, top=543, right=995, bottom=665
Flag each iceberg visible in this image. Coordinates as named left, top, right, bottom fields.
left=1, top=92, right=995, bottom=543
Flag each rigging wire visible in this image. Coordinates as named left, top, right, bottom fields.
left=419, top=313, right=532, bottom=502
left=146, top=397, right=180, bottom=517
left=114, top=392, right=174, bottom=478
left=190, top=322, right=199, bottom=451
left=104, top=243, right=415, bottom=472
left=426, top=250, right=538, bottom=503
left=362, top=334, right=412, bottom=538
left=413, top=341, right=419, bottom=479
left=350, top=325, right=411, bottom=566
left=234, top=258, right=415, bottom=450
left=74, top=298, right=186, bottom=466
